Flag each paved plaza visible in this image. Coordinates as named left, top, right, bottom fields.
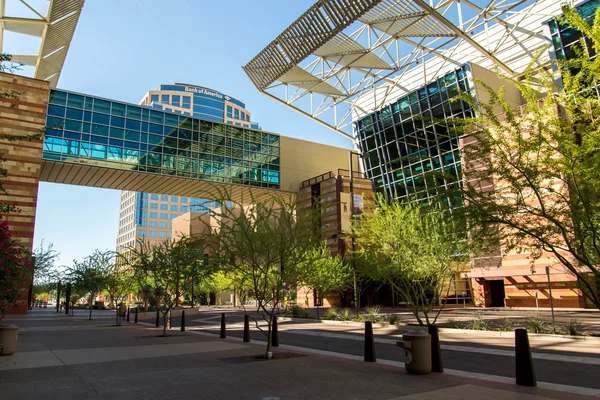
left=1, top=308, right=598, bottom=399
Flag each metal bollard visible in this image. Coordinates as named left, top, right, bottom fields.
left=181, top=310, right=186, bottom=332
left=134, top=307, right=138, bottom=323
left=364, top=321, right=376, bottom=362
left=155, top=309, right=160, bottom=328
left=243, top=314, right=250, bottom=342
left=515, top=328, right=536, bottom=386
left=126, top=307, right=130, bottom=322
left=220, top=313, right=226, bottom=338
left=271, top=316, right=279, bottom=347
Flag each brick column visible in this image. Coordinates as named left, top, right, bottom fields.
left=0, top=72, right=49, bottom=314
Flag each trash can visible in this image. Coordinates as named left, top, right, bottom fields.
left=396, top=331, right=432, bottom=374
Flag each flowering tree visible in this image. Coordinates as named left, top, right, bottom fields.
left=0, top=220, right=33, bottom=322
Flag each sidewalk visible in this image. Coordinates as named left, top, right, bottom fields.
left=0, top=309, right=596, bottom=399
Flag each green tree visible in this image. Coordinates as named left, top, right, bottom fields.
left=128, top=236, right=213, bottom=336
left=104, top=265, right=136, bottom=326
left=33, top=241, right=59, bottom=285
left=66, top=250, right=113, bottom=320
left=298, top=243, right=352, bottom=318
left=453, top=5, right=600, bottom=308
left=353, top=195, right=468, bottom=325
left=210, top=194, right=318, bottom=358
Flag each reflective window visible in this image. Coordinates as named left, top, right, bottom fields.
left=180, top=197, right=188, bottom=203
left=149, top=231, right=157, bottom=237
left=160, top=213, right=168, bottom=219
left=159, top=222, right=167, bottom=229
left=160, top=195, right=168, bottom=201
left=170, top=214, right=177, bottom=219
left=170, top=196, right=178, bottom=202
left=172, top=95, right=181, bottom=107
left=170, top=205, right=177, bottom=211
left=180, top=206, right=188, bottom=212
left=151, top=95, right=159, bottom=103
left=139, top=230, right=146, bottom=236
left=159, top=231, right=167, bottom=238
left=150, top=221, right=157, bottom=228
left=150, top=203, right=158, bottom=209
left=150, top=212, right=158, bottom=218
left=161, top=95, right=169, bottom=103
left=160, top=204, right=168, bottom=210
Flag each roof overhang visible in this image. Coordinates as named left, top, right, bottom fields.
left=1, top=0, right=85, bottom=87
left=243, top=0, right=561, bottom=139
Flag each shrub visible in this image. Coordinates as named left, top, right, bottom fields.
left=338, top=308, right=353, bottom=321
left=563, top=319, right=584, bottom=336
left=387, top=313, right=400, bottom=325
left=323, top=307, right=338, bottom=321
left=447, top=318, right=461, bottom=329
left=500, top=318, right=514, bottom=332
left=525, top=315, right=550, bottom=334
left=284, top=305, right=312, bottom=319
left=363, top=306, right=382, bottom=323
left=464, top=314, right=489, bottom=331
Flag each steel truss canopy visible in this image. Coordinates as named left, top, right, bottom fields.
left=0, top=0, right=85, bottom=88
left=243, top=0, right=566, bottom=139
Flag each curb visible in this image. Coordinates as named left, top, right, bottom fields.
left=437, top=327, right=600, bottom=342
left=277, top=317, right=390, bottom=329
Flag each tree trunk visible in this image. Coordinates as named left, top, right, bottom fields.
left=316, top=303, right=320, bottom=319
left=265, top=314, right=273, bottom=359
left=115, top=305, right=119, bottom=326
left=162, top=311, right=168, bottom=337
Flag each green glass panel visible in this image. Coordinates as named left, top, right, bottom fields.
left=93, top=99, right=111, bottom=114
left=112, top=103, right=126, bottom=117
left=84, top=97, right=94, bottom=111
left=49, top=90, right=67, bottom=106
left=149, top=110, right=164, bottom=124
left=126, top=105, right=142, bottom=120
left=66, top=94, right=84, bottom=109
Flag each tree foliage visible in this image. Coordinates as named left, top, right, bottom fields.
left=128, top=235, right=213, bottom=336
left=298, top=243, right=352, bottom=318
left=454, top=5, right=600, bottom=308
left=354, top=194, right=468, bottom=325
left=209, top=193, right=319, bottom=358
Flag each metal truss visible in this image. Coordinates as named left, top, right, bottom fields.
left=243, top=0, right=565, bottom=140
left=0, top=0, right=85, bottom=87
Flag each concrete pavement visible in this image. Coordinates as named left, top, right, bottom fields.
left=0, top=308, right=592, bottom=399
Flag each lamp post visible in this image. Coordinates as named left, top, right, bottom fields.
left=349, top=150, right=368, bottom=316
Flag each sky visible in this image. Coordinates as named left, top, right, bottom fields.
left=15, top=0, right=354, bottom=268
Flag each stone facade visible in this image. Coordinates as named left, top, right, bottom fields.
left=0, top=72, right=49, bottom=313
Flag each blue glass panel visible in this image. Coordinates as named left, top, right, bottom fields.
left=48, top=105, right=65, bottom=117
left=90, top=135, right=108, bottom=145
left=46, top=116, right=64, bottom=129
left=108, top=146, right=122, bottom=160
left=109, top=138, right=124, bottom=147
left=63, top=131, right=81, bottom=140
left=109, top=127, right=124, bottom=139
left=124, top=141, right=138, bottom=149
left=92, top=113, right=110, bottom=125
left=151, top=95, right=159, bottom=102
left=64, top=120, right=82, bottom=132
left=90, top=144, right=106, bottom=159
left=80, top=142, right=90, bottom=157
left=111, top=102, right=126, bottom=117
left=66, top=108, right=83, bottom=120
left=83, top=111, right=92, bottom=122
left=125, top=119, right=141, bottom=131
left=111, top=116, right=125, bottom=128
left=164, top=114, right=179, bottom=127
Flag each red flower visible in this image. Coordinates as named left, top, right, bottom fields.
left=2, top=267, right=9, bottom=274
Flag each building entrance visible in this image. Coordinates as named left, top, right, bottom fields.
left=488, top=280, right=506, bottom=307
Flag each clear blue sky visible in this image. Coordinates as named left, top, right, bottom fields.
left=29, top=0, right=353, bottom=268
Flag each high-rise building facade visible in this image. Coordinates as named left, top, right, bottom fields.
left=116, top=84, right=263, bottom=251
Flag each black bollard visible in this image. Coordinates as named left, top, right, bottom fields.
left=428, top=324, right=443, bottom=373
left=65, top=283, right=71, bottom=315
left=155, top=309, right=160, bottom=328
left=271, top=316, right=279, bottom=347
left=243, top=314, right=250, bottom=342
left=364, top=321, right=376, bottom=362
left=56, top=281, right=62, bottom=313
left=134, top=307, right=138, bottom=323
left=515, top=328, right=536, bottom=386
left=181, top=310, right=186, bottom=332
left=220, top=313, right=226, bottom=338
left=126, top=307, right=130, bottom=322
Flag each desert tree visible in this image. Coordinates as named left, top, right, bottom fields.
left=128, top=235, right=214, bottom=336
left=209, top=192, right=319, bottom=358
left=104, top=264, right=136, bottom=326
left=450, top=5, right=600, bottom=308
left=66, top=250, right=113, bottom=320
left=354, top=194, right=469, bottom=325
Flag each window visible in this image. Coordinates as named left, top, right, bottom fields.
left=226, top=106, right=232, bottom=118
left=159, top=231, right=167, bottom=238
left=170, top=196, right=178, bottom=202
left=149, top=231, right=157, bottom=237
left=150, top=95, right=158, bottom=103
left=150, top=221, right=157, bottom=228
left=150, top=212, right=158, bottom=218
left=172, top=95, right=181, bottom=107
left=150, top=203, right=158, bottom=209
left=170, top=205, right=178, bottom=211
left=234, top=109, right=239, bottom=119
left=160, top=204, right=168, bottom=210
left=161, top=195, right=168, bottom=201
left=161, top=95, right=169, bottom=103
left=180, top=206, right=188, bottom=212
left=160, top=213, right=168, bottom=219
left=241, top=112, right=245, bottom=120
left=182, top=97, right=190, bottom=109
left=159, top=222, right=167, bottom=229
left=180, top=197, right=188, bottom=203
left=139, top=230, right=146, bottom=236
left=170, top=214, right=177, bottom=219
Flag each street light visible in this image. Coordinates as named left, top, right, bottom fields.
left=349, top=150, right=368, bottom=316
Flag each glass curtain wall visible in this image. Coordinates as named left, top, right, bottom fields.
left=354, top=65, right=474, bottom=207
left=44, top=90, right=280, bottom=189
